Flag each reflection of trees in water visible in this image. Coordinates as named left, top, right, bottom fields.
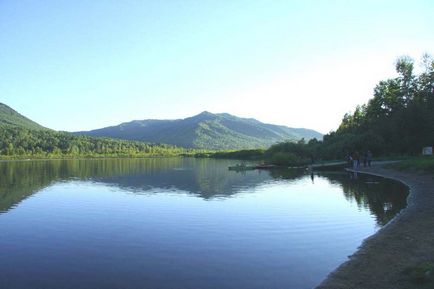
left=320, top=172, right=408, bottom=226
left=0, top=161, right=408, bottom=226
left=0, top=158, right=186, bottom=212
left=93, top=158, right=271, bottom=199
left=0, top=160, right=64, bottom=212
left=268, top=169, right=306, bottom=181
left=267, top=169, right=408, bottom=226
left=0, top=158, right=271, bottom=212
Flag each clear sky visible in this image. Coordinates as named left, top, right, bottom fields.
left=1, top=0, right=433, bottom=134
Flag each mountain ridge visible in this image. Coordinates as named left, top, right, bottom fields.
left=0, top=103, right=47, bottom=130
left=0, top=102, right=185, bottom=158
left=0, top=102, right=323, bottom=151
left=76, top=111, right=323, bottom=150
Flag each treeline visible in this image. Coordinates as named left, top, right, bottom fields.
left=323, top=54, right=434, bottom=158
left=196, top=149, right=265, bottom=160
left=0, top=125, right=194, bottom=158
left=206, top=54, right=434, bottom=165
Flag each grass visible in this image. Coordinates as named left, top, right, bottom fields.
left=403, top=261, right=434, bottom=284
left=388, top=156, right=434, bottom=173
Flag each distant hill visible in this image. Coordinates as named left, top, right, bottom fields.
left=0, top=103, right=186, bottom=158
left=76, top=111, right=323, bottom=149
left=0, top=103, right=47, bottom=130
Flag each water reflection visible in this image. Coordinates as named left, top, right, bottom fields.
left=266, top=170, right=408, bottom=226
left=325, top=172, right=408, bottom=226
left=0, top=158, right=269, bottom=212
left=0, top=159, right=408, bottom=226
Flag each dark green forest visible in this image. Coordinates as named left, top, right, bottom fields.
left=2, top=54, right=432, bottom=161
left=76, top=111, right=322, bottom=150
left=272, top=54, right=433, bottom=164
left=0, top=102, right=198, bottom=158
left=322, top=54, right=434, bottom=157
left=0, top=125, right=192, bottom=158
left=208, top=54, right=434, bottom=165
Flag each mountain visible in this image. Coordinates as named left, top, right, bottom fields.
left=0, top=103, right=184, bottom=158
left=76, top=111, right=323, bottom=150
left=0, top=103, right=47, bottom=130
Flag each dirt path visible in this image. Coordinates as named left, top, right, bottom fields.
left=316, top=164, right=434, bottom=289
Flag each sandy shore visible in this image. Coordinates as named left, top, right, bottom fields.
left=316, top=164, right=434, bottom=289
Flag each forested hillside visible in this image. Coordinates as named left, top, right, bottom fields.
left=0, top=103, right=47, bottom=130
left=76, top=111, right=323, bottom=149
left=3, top=53, right=431, bottom=161
left=0, top=103, right=189, bottom=158
left=221, top=54, right=434, bottom=165
left=322, top=54, right=434, bottom=158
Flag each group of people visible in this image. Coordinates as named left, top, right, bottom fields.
left=348, top=150, right=373, bottom=169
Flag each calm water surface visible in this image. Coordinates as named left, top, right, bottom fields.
left=0, top=158, right=408, bottom=289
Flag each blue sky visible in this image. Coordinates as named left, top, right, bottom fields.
left=1, top=0, right=433, bottom=133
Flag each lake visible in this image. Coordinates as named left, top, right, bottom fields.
left=0, top=158, right=408, bottom=289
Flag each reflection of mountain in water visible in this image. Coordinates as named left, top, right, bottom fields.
left=89, top=158, right=273, bottom=198
left=0, top=160, right=67, bottom=212
left=0, top=158, right=275, bottom=213
left=0, top=160, right=408, bottom=227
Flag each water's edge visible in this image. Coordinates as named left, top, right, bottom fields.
left=317, top=165, right=434, bottom=289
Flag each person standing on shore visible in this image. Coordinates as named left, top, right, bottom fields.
left=352, top=151, right=359, bottom=170
left=367, top=150, right=373, bottom=166
left=363, top=151, right=368, bottom=167
left=347, top=153, right=353, bottom=168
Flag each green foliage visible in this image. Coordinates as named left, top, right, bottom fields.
left=0, top=103, right=205, bottom=158
left=2, top=53, right=432, bottom=162
left=0, top=124, right=193, bottom=159
left=211, top=54, right=434, bottom=166
left=323, top=54, right=434, bottom=158
left=79, top=111, right=323, bottom=150
left=269, top=152, right=300, bottom=166
left=199, top=149, right=265, bottom=159
left=202, top=139, right=324, bottom=166
left=0, top=103, right=47, bottom=130
left=265, top=139, right=317, bottom=166
left=389, top=156, right=434, bottom=173
left=403, top=262, right=434, bottom=284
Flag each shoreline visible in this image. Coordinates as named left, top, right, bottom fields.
left=316, top=164, right=434, bottom=289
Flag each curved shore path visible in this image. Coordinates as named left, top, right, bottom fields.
left=316, top=163, right=434, bottom=289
